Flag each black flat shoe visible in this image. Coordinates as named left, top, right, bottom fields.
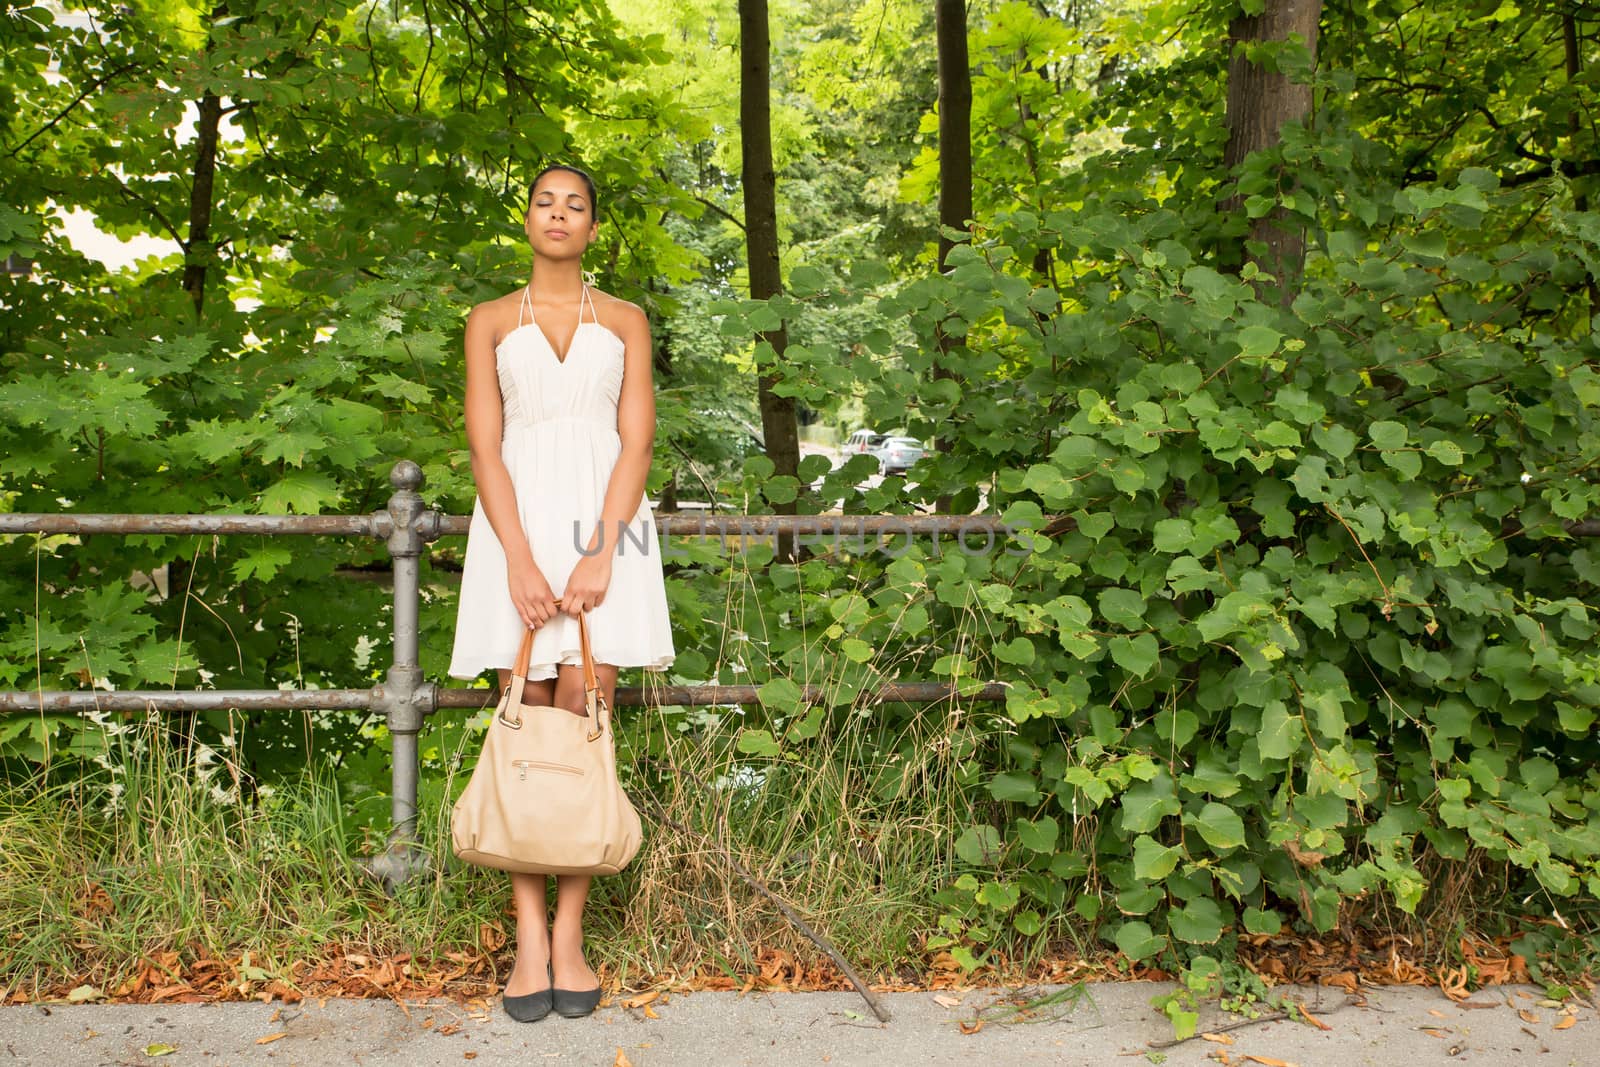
left=552, top=984, right=602, bottom=1018
left=502, top=962, right=554, bottom=1023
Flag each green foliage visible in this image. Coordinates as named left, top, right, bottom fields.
left=3, top=0, right=1599, bottom=1003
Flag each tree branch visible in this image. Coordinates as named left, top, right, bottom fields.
left=112, top=180, right=189, bottom=250
left=7, top=62, right=140, bottom=158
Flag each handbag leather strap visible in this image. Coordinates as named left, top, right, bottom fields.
left=502, top=607, right=609, bottom=741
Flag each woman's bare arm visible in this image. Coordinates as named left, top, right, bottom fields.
left=593, top=300, right=656, bottom=548
left=464, top=302, right=557, bottom=626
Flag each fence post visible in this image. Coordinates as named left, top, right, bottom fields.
left=361, top=459, right=440, bottom=892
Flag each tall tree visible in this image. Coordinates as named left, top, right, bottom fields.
left=739, top=0, right=800, bottom=559
left=932, top=0, right=971, bottom=513
left=1222, top=0, right=1322, bottom=301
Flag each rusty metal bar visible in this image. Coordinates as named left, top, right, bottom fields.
left=0, top=682, right=1007, bottom=716
left=14, top=510, right=1591, bottom=540
left=0, top=514, right=391, bottom=537
left=0, top=689, right=377, bottom=713
left=440, top=681, right=1008, bottom=708
left=432, top=513, right=1016, bottom=538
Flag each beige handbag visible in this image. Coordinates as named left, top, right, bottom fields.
left=451, top=613, right=643, bottom=875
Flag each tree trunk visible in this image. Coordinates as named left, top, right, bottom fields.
left=739, top=0, right=800, bottom=561
left=182, top=0, right=227, bottom=318
left=933, top=0, right=972, bottom=514
left=1222, top=0, right=1322, bottom=303
left=1563, top=6, right=1597, bottom=323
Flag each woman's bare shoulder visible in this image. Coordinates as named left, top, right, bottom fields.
left=466, top=289, right=527, bottom=345
left=590, top=288, right=649, bottom=339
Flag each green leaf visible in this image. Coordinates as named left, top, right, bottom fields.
left=1257, top=701, right=1302, bottom=760
left=231, top=545, right=294, bottom=583
left=1113, top=920, right=1165, bottom=961
left=1108, top=634, right=1160, bottom=677
left=1314, top=423, right=1358, bottom=461
left=1121, top=776, right=1180, bottom=833
left=1190, top=802, right=1246, bottom=851
left=1132, top=835, right=1181, bottom=880
left=1098, top=587, right=1148, bottom=629
left=367, top=371, right=432, bottom=405
left=840, top=638, right=873, bottom=664
left=1426, top=439, right=1465, bottom=466
left=1012, top=909, right=1043, bottom=936
left=1242, top=907, right=1282, bottom=935
left=1153, top=518, right=1195, bottom=553
left=1369, top=420, right=1408, bottom=450
left=976, top=880, right=1020, bottom=910
left=1236, top=324, right=1282, bottom=358
left=1169, top=899, right=1224, bottom=943
left=955, top=825, right=1002, bottom=866
left=994, top=636, right=1036, bottom=666
left=757, top=677, right=805, bottom=713
left=1015, top=815, right=1059, bottom=854
left=259, top=472, right=341, bottom=515
left=763, top=475, right=800, bottom=504
left=736, top=729, right=781, bottom=757
left=828, top=594, right=870, bottom=628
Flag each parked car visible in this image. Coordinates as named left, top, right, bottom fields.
left=844, top=428, right=886, bottom=455
left=872, top=435, right=926, bottom=475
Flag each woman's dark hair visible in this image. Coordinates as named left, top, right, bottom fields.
left=527, top=164, right=598, bottom=215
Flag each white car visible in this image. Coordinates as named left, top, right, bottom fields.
left=844, top=428, right=886, bottom=454
left=872, top=436, right=926, bottom=475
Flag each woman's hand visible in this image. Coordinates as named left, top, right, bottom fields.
left=507, top=558, right=559, bottom=628
left=560, top=550, right=613, bottom=616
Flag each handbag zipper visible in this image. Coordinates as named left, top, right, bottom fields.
left=512, top=759, right=582, bottom=781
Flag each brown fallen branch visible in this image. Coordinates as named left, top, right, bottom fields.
left=635, top=760, right=892, bottom=1023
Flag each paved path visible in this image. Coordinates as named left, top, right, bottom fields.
left=2, top=983, right=1592, bottom=1066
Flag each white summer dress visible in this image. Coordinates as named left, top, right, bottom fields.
left=447, top=284, right=675, bottom=681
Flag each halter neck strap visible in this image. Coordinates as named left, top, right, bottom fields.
left=518, top=284, right=532, bottom=328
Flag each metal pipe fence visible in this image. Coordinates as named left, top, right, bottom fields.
left=8, top=460, right=1592, bottom=886
left=0, top=461, right=1014, bottom=888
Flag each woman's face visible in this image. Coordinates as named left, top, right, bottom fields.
left=525, top=172, right=598, bottom=259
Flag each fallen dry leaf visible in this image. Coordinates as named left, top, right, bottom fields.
left=1428, top=1009, right=1446, bottom=1018
left=255, top=1033, right=286, bottom=1045
left=1243, top=1056, right=1298, bottom=1067
left=621, top=991, right=660, bottom=1010
left=643, top=1004, right=660, bottom=1020
left=438, top=1023, right=462, bottom=1036
left=1283, top=839, right=1326, bottom=868
left=1297, top=1003, right=1332, bottom=1031
left=1554, top=1016, right=1576, bottom=1031
left=1519, top=1010, right=1541, bottom=1024
left=1420, top=1027, right=1450, bottom=1038
left=464, top=1054, right=478, bottom=1061
left=959, top=1019, right=984, bottom=1035
left=614, top=1051, right=633, bottom=1067
left=1200, top=1032, right=1236, bottom=1045
left=933, top=994, right=962, bottom=1008
left=142, top=1044, right=177, bottom=1057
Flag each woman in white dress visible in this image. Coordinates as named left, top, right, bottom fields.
left=448, top=164, right=675, bottom=1022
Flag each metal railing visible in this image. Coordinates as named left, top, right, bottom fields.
left=0, top=461, right=1011, bottom=888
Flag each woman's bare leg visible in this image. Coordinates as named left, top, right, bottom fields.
left=547, top=660, right=618, bottom=992
left=496, top=671, right=557, bottom=997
